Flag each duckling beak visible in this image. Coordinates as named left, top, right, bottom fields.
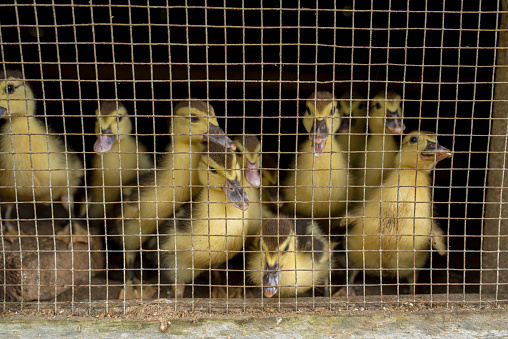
left=338, top=116, right=352, bottom=133
left=263, top=262, right=281, bottom=298
left=94, top=127, right=116, bottom=154
left=245, top=161, right=261, bottom=187
left=422, top=140, right=452, bottom=162
left=224, top=178, right=250, bottom=210
left=385, top=111, right=405, bottom=134
left=205, top=124, right=236, bottom=151
left=0, top=107, right=6, bottom=117
left=309, top=119, right=328, bottom=157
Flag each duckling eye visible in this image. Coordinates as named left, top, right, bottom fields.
left=410, top=136, right=418, bottom=143
left=375, top=102, right=381, bottom=110
left=210, top=169, right=218, bottom=174
left=5, top=84, right=15, bottom=94
left=190, top=115, right=200, bottom=123
left=358, top=103, right=363, bottom=110
left=330, top=107, right=335, bottom=116
left=283, top=244, right=289, bottom=252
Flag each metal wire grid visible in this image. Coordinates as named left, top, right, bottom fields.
left=0, top=1, right=502, bottom=314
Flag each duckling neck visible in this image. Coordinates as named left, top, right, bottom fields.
left=167, top=136, right=203, bottom=170
left=369, top=133, right=396, bottom=149
left=4, top=116, right=49, bottom=152
left=353, top=118, right=366, bottom=133
left=392, top=167, right=432, bottom=193
left=196, top=187, right=245, bottom=221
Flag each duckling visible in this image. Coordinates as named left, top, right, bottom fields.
left=339, top=131, right=450, bottom=295
left=113, top=99, right=233, bottom=298
left=158, top=139, right=249, bottom=298
left=248, top=216, right=336, bottom=297
left=234, top=135, right=266, bottom=235
left=261, top=153, right=284, bottom=210
left=336, top=91, right=367, bottom=170
left=0, top=70, right=84, bottom=241
left=283, top=91, right=351, bottom=218
left=88, top=101, right=152, bottom=221
left=358, top=91, right=405, bottom=198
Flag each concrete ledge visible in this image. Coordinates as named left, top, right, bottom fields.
left=0, top=309, right=507, bottom=338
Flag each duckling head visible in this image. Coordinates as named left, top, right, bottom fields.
left=234, top=135, right=261, bottom=187
left=397, top=130, right=452, bottom=170
left=338, top=91, right=367, bottom=133
left=93, top=101, right=133, bottom=154
left=260, top=218, right=296, bottom=298
left=200, top=139, right=250, bottom=210
left=0, top=70, right=35, bottom=118
left=173, top=100, right=235, bottom=149
left=303, top=91, right=340, bottom=157
left=369, top=91, right=405, bottom=134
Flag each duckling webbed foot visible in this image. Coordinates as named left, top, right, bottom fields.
left=118, top=277, right=157, bottom=300
left=211, top=286, right=243, bottom=299
left=172, top=284, right=186, bottom=299
left=56, top=222, right=90, bottom=247
left=2, top=223, right=28, bottom=243
left=333, top=285, right=358, bottom=297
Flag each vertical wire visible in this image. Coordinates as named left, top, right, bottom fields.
left=221, top=1, right=230, bottom=313
left=418, top=0, right=430, bottom=302
left=183, top=0, right=195, bottom=311
left=29, top=2, right=45, bottom=312
left=203, top=1, right=213, bottom=312
left=87, top=0, right=106, bottom=313
left=164, top=5, right=179, bottom=311
left=261, top=1, right=267, bottom=311
left=240, top=0, right=247, bottom=311
left=0, top=5, right=8, bottom=311
left=385, top=0, right=394, bottom=304
left=433, top=0, right=447, bottom=308
left=105, top=1, right=123, bottom=306
left=69, top=0, right=93, bottom=311
left=144, top=0, right=155, bottom=302
left=163, top=0, right=173, bottom=307
left=50, top=0, right=82, bottom=312
left=274, top=0, right=284, bottom=313
left=362, top=0, right=374, bottom=308
left=450, top=0, right=465, bottom=308
left=400, top=0, right=411, bottom=304
left=330, top=1, right=342, bottom=308
left=308, top=2, right=320, bottom=312
left=11, top=1, right=36, bottom=311
left=344, top=0, right=357, bottom=307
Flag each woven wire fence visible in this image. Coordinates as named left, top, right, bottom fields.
left=0, top=1, right=504, bottom=315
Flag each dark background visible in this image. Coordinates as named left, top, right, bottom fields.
left=0, top=0, right=500, bottom=293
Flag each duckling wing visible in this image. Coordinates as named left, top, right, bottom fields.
left=431, top=221, right=447, bottom=256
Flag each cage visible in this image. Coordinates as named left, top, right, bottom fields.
left=0, top=0, right=506, bottom=326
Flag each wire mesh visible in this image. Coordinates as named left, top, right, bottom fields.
left=0, top=1, right=503, bottom=315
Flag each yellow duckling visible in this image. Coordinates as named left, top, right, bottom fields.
left=358, top=91, right=405, bottom=198
left=336, top=91, right=367, bottom=170
left=340, top=131, right=450, bottom=294
left=89, top=101, right=152, bottom=220
left=0, top=70, right=84, bottom=240
left=234, top=135, right=267, bottom=235
left=113, top=99, right=234, bottom=298
left=159, top=138, right=249, bottom=298
left=283, top=91, right=351, bottom=218
left=248, top=216, right=336, bottom=297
